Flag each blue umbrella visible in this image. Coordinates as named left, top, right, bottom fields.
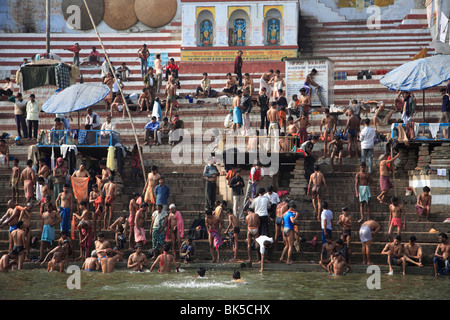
left=42, top=83, right=110, bottom=114
left=380, top=54, right=450, bottom=91
left=380, top=54, right=450, bottom=121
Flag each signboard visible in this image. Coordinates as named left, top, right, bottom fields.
left=181, top=49, right=297, bottom=62
left=285, top=58, right=334, bottom=107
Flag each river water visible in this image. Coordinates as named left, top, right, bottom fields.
left=1, top=268, right=449, bottom=300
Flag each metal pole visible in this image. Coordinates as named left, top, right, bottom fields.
left=46, top=0, right=50, bottom=54
left=82, top=0, right=147, bottom=183
left=422, top=90, right=425, bottom=122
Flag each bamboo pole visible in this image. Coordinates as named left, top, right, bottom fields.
left=82, top=0, right=147, bottom=184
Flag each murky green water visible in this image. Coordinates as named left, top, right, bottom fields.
left=0, top=268, right=449, bottom=300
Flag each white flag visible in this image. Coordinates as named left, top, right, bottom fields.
left=440, top=12, right=449, bottom=43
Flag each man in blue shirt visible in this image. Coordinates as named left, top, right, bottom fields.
left=154, top=177, right=170, bottom=212
left=144, top=116, right=159, bottom=145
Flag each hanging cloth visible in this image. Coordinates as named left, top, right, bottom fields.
left=106, top=146, right=116, bottom=171
left=70, top=176, right=90, bottom=201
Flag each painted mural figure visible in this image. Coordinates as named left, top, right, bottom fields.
left=267, top=18, right=280, bottom=45
left=200, top=20, right=213, bottom=46
left=233, top=19, right=246, bottom=46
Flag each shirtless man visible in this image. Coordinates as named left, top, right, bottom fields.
left=293, top=110, right=310, bottom=144
left=167, top=204, right=184, bottom=257
left=58, top=231, right=74, bottom=263
left=97, top=248, right=123, bottom=273
left=150, top=243, right=179, bottom=273
left=143, top=165, right=160, bottom=212
left=10, top=220, right=26, bottom=269
left=72, top=162, right=90, bottom=179
left=328, top=135, right=348, bottom=172
left=103, top=176, right=117, bottom=230
left=94, top=233, right=111, bottom=254
left=89, top=184, right=103, bottom=236
left=373, top=102, right=395, bottom=132
left=138, top=88, right=152, bottom=113
left=39, top=202, right=62, bottom=262
left=355, top=162, right=373, bottom=222
left=267, top=102, right=280, bottom=150
left=344, top=109, right=360, bottom=158
left=164, top=77, right=177, bottom=121
left=37, top=158, right=50, bottom=203
left=224, top=209, right=240, bottom=261
left=319, top=108, right=336, bottom=158
left=415, top=186, right=432, bottom=222
left=223, top=73, right=238, bottom=96
left=299, top=88, right=311, bottom=120
left=20, top=159, right=36, bottom=203
left=10, top=159, right=20, bottom=203
left=260, top=70, right=275, bottom=98
left=245, top=209, right=260, bottom=262
left=307, top=165, right=329, bottom=221
left=381, top=235, right=405, bottom=275
left=319, top=234, right=336, bottom=272
left=433, top=233, right=450, bottom=277
left=56, top=184, right=74, bottom=236
left=97, top=160, right=112, bottom=187
left=205, top=209, right=224, bottom=263
left=304, top=69, right=321, bottom=97
left=377, top=153, right=400, bottom=204
left=82, top=251, right=100, bottom=271
left=403, top=235, right=423, bottom=272
left=18, top=203, right=32, bottom=261
left=287, top=116, right=299, bottom=136
left=41, top=240, right=70, bottom=272
left=134, top=203, right=148, bottom=246
left=0, top=251, right=17, bottom=272
left=232, top=90, right=243, bottom=131
left=37, top=177, right=51, bottom=216
left=242, top=73, right=253, bottom=95
left=359, top=219, right=380, bottom=265
left=328, top=251, right=351, bottom=276
left=274, top=199, right=289, bottom=250
left=127, top=192, right=140, bottom=249
left=127, top=244, right=147, bottom=271
left=109, top=215, right=128, bottom=251
left=0, top=201, right=22, bottom=252
left=388, top=197, right=405, bottom=242
left=338, top=206, right=352, bottom=263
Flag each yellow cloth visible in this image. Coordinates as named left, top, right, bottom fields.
left=412, top=48, right=427, bottom=60
left=106, top=146, right=116, bottom=171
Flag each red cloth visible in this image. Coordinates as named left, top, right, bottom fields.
left=277, top=190, right=289, bottom=198
left=67, top=45, right=81, bottom=53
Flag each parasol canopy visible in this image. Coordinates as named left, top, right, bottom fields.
left=42, top=83, right=110, bottom=114
left=380, top=54, right=450, bottom=92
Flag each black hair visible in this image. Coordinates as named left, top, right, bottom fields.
left=232, top=270, right=241, bottom=280
left=163, top=242, right=171, bottom=252
left=197, top=267, right=206, bottom=277
left=322, top=201, right=328, bottom=209
left=423, top=186, right=430, bottom=192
